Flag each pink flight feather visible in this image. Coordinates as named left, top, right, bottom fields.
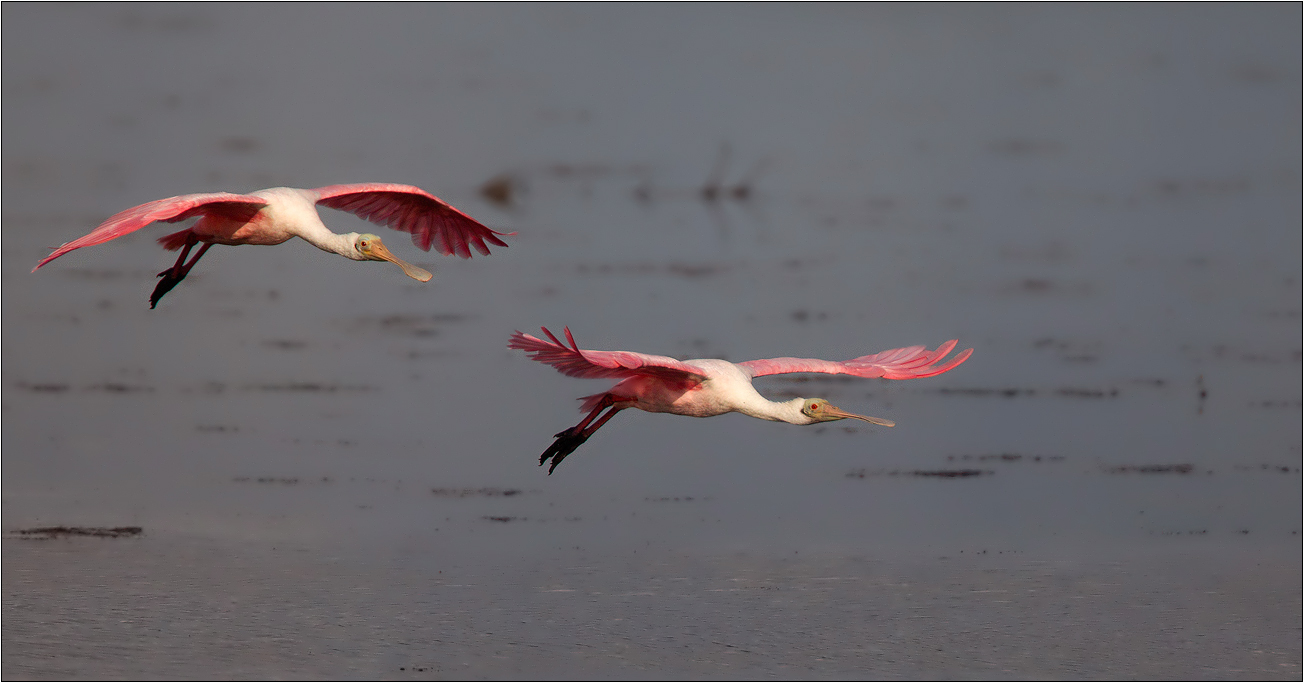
left=32, top=193, right=267, bottom=271
left=312, top=183, right=513, bottom=258
left=738, top=341, right=973, bottom=380
left=508, top=327, right=709, bottom=383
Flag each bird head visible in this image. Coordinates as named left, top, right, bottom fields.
left=800, top=398, right=895, bottom=427
left=355, top=233, right=432, bottom=282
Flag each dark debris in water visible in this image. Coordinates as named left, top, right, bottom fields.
left=645, top=496, right=709, bottom=503
left=1032, top=337, right=1102, bottom=363
left=1002, top=278, right=1093, bottom=296
left=218, top=136, right=261, bottom=153
left=478, top=515, right=582, bottom=523
left=288, top=437, right=355, bottom=448
left=956, top=548, right=1020, bottom=556
left=90, top=383, right=155, bottom=394
left=432, top=488, right=526, bottom=498
left=12, top=526, right=142, bottom=539
left=699, top=144, right=766, bottom=203
left=1233, top=464, right=1301, bottom=474
left=575, top=262, right=731, bottom=279
left=244, top=383, right=376, bottom=394
left=349, top=313, right=470, bottom=339
left=16, top=382, right=156, bottom=394
left=16, top=382, right=70, bottom=393
left=480, top=173, right=521, bottom=207
left=263, top=339, right=308, bottom=350
left=1263, top=308, right=1302, bottom=320
left=1150, top=177, right=1250, bottom=200
left=770, top=374, right=857, bottom=384
left=196, top=424, right=238, bottom=433
left=233, top=476, right=303, bottom=485
left=947, top=453, right=1065, bottom=463
left=791, top=309, right=829, bottom=323
left=482, top=162, right=650, bottom=207
left=1106, top=464, right=1195, bottom=475
left=935, top=386, right=1118, bottom=398
left=1250, top=399, right=1303, bottom=409
left=936, top=387, right=1037, bottom=397
left=186, top=382, right=376, bottom=395
left=1057, top=388, right=1119, bottom=398
left=380, top=314, right=464, bottom=334
left=847, top=469, right=992, bottom=479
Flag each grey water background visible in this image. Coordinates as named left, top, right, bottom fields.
left=3, top=4, right=1300, bottom=679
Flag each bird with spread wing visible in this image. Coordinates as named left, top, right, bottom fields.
left=33, top=183, right=513, bottom=307
left=510, top=326, right=973, bottom=473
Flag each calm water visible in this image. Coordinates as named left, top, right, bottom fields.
left=4, top=4, right=1300, bottom=679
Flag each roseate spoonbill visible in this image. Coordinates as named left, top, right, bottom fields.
left=32, top=183, right=513, bottom=308
left=510, top=327, right=973, bottom=473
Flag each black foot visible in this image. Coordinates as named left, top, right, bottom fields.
left=150, top=268, right=185, bottom=309
left=539, top=427, right=590, bottom=475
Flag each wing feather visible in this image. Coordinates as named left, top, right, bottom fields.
left=32, top=193, right=267, bottom=271
left=436, top=224, right=453, bottom=256
left=738, top=341, right=972, bottom=380
left=312, top=182, right=513, bottom=258
left=509, top=326, right=708, bottom=383
left=446, top=217, right=470, bottom=258
left=414, top=214, right=435, bottom=251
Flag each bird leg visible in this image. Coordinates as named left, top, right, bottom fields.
left=151, top=237, right=212, bottom=309
left=540, top=394, right=625, bottom=474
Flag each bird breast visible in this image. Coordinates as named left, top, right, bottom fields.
left=195, top=188, right=315, bottom=246
left=617, top=359, right=759, bottom=418
left=192, top=211, right=287, bottom=246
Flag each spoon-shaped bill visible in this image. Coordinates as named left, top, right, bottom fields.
left=368, top=239, right=432, bottom=282
left=826, top=404, right=895, bottom=427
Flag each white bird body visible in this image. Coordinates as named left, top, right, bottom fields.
left=602, top=358, right=811, bottom=422
left=33, top=182, right=512, bottom=307
left=190, top=187, right=323, bottom=248
left=510, top=326, right=973, bottom=473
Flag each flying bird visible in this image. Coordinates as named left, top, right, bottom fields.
left=510, top=326, right=973, bottom=473
left=32, top=183, right=513, bottom=308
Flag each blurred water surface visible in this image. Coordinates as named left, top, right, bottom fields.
left=3, top=4, right=1300, bottom=678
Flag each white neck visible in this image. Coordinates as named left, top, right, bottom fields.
left=295, top=221, right=361, bottom=260
left=735, top=396, right=815, bottom=425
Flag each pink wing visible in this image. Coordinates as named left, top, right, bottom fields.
left=509, top=326, right=709, bottom=382
left=738, top=340, right=973, bottom=380
left=32, top=193, right=268, bottom=271
left=312, top=183, right=513, bottom=259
